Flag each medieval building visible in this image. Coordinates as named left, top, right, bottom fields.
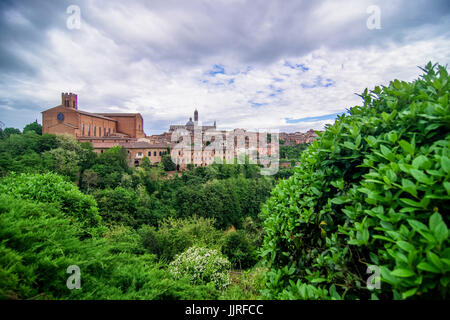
left=42, top=92, right=168, bottom=166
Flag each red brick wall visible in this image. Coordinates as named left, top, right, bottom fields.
left=42, top=106, right=79, bottom=136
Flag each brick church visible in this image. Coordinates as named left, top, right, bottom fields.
left=42, top=92, right=168, bottom=166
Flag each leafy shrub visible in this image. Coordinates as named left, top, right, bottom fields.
left=169, top=246, right=231, bottom=290
left=260, top=63, right=450, bottom=300
left=0, top=172, right=102, bottom=233
left=140, top=216, right=224, bottom=261
left=92, top=186, right=139, bottom=227
left=173, top=176, right=274, bottom=229
left=222, top=230, right=257, bottom=269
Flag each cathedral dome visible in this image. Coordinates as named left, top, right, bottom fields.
left=186, top=117, right=194, bottom=126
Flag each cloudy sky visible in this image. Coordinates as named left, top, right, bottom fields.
left=0, top=0, right=449, bottom=134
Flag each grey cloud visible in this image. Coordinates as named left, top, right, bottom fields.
left=0, top=0, right=449, bottom=131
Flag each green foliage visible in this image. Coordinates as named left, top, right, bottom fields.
left=140, top=216, right=224, bottom=262
left=162, top=154, right=176, bottom=171
left=169, top=246, right=231, bottom=290
left=93, top=186, right=140, bottom=227
left=23, top=122, right=42, bottom=135
left=0, top=172, right=102, bottom=233
left=222, top=230, right=258, bottom=269
left=0, top=131, right=58, bottom=175
left=91, top=146, right=129, bottom=188
left=280, top=144, right=309, bottom=160
left=1, top=127, right=21, bottom=138
left=220, top=267, right=267, bottom=300
left=172, top=175, right=274, bottom=229
left=0, top=194, right=218, bottom=300
left=260, top=63, right=450, bottom=300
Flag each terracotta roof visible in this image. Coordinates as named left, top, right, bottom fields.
left=91, top=143, right=122, bottom=149
left=122, top=141, right=169, bottom=149
left=95, top=113, right=141, bottom=117
left=78, top=136, right=134, bottom=141
left=76, top=109, right=117, bottom=121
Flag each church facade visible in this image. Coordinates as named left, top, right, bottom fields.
left=42, top=92, right=167, bottom=166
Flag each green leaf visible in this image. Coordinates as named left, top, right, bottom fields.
left=429, top=212, right=448, bottom=244
left=398, top=140, right=414, bottom=155
left=397, top=241, right=415, bottom=252
left=441, top=156, right=450, bottom=174
left=427, top=251, right=443, bottom=270
left=408, top=219, right=428, bottom=232
left=401, top=179, right=417, bottom=197
left=391, top=268, right=415, bottom=277
left=400, top=198, right=422, bottom=208
left=412, top=155, right=430, bottom=170
left=417, top=262, right=440, bottom=273
left=409, top=169, right=433, bottom=185
left=444, top=182, right=450, bottom=195
left=402, top=288, right=418, bottom=299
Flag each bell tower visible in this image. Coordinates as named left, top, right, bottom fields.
left=194, top=109, right=198, bottom=122
left=62, top=92, right=78, bottom=110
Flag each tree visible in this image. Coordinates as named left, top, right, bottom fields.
left=140, top=156, right=151, bottom=170
left=2, top=127, right=20, bottom=138
left=43, top=148, right=80, bottom=181
left=222, top=230, right=257, bottom=269
left=162, top=154, right=176, bottom=171
left=82, top=169, right=98, bottom=192
left=23, top=122, right=42, bottom=135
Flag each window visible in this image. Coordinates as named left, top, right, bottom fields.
left=148, top=151, right=151, bottom=156
left=108, top=128, right=111, bottom=135
left=154, top=151, right=157, bottom=156
left=159, top=151, right=162, bottom=156
left=94, top=126, right=96, bottom=137
left=138, top=152, right=142, bottom=157
left=87, top=125, right=90, bottom=136
left=82, top=124, right=85, bottom=136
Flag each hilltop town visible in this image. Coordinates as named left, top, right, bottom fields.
left=42, top=92, right=319, bottom=168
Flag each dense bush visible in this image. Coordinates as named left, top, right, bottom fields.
left=169, top=246, right=231, bottom=290
left=260, top=63, right=450, bottom=299
left=222, top=230, right=258, bottom=269
left=172, top=176, right=274, bottom=228
left=0, top=194, right=219, bottom=300
left=140, top=216, right=224, bottom=262
left=0, top=172, right=102, bottom=233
